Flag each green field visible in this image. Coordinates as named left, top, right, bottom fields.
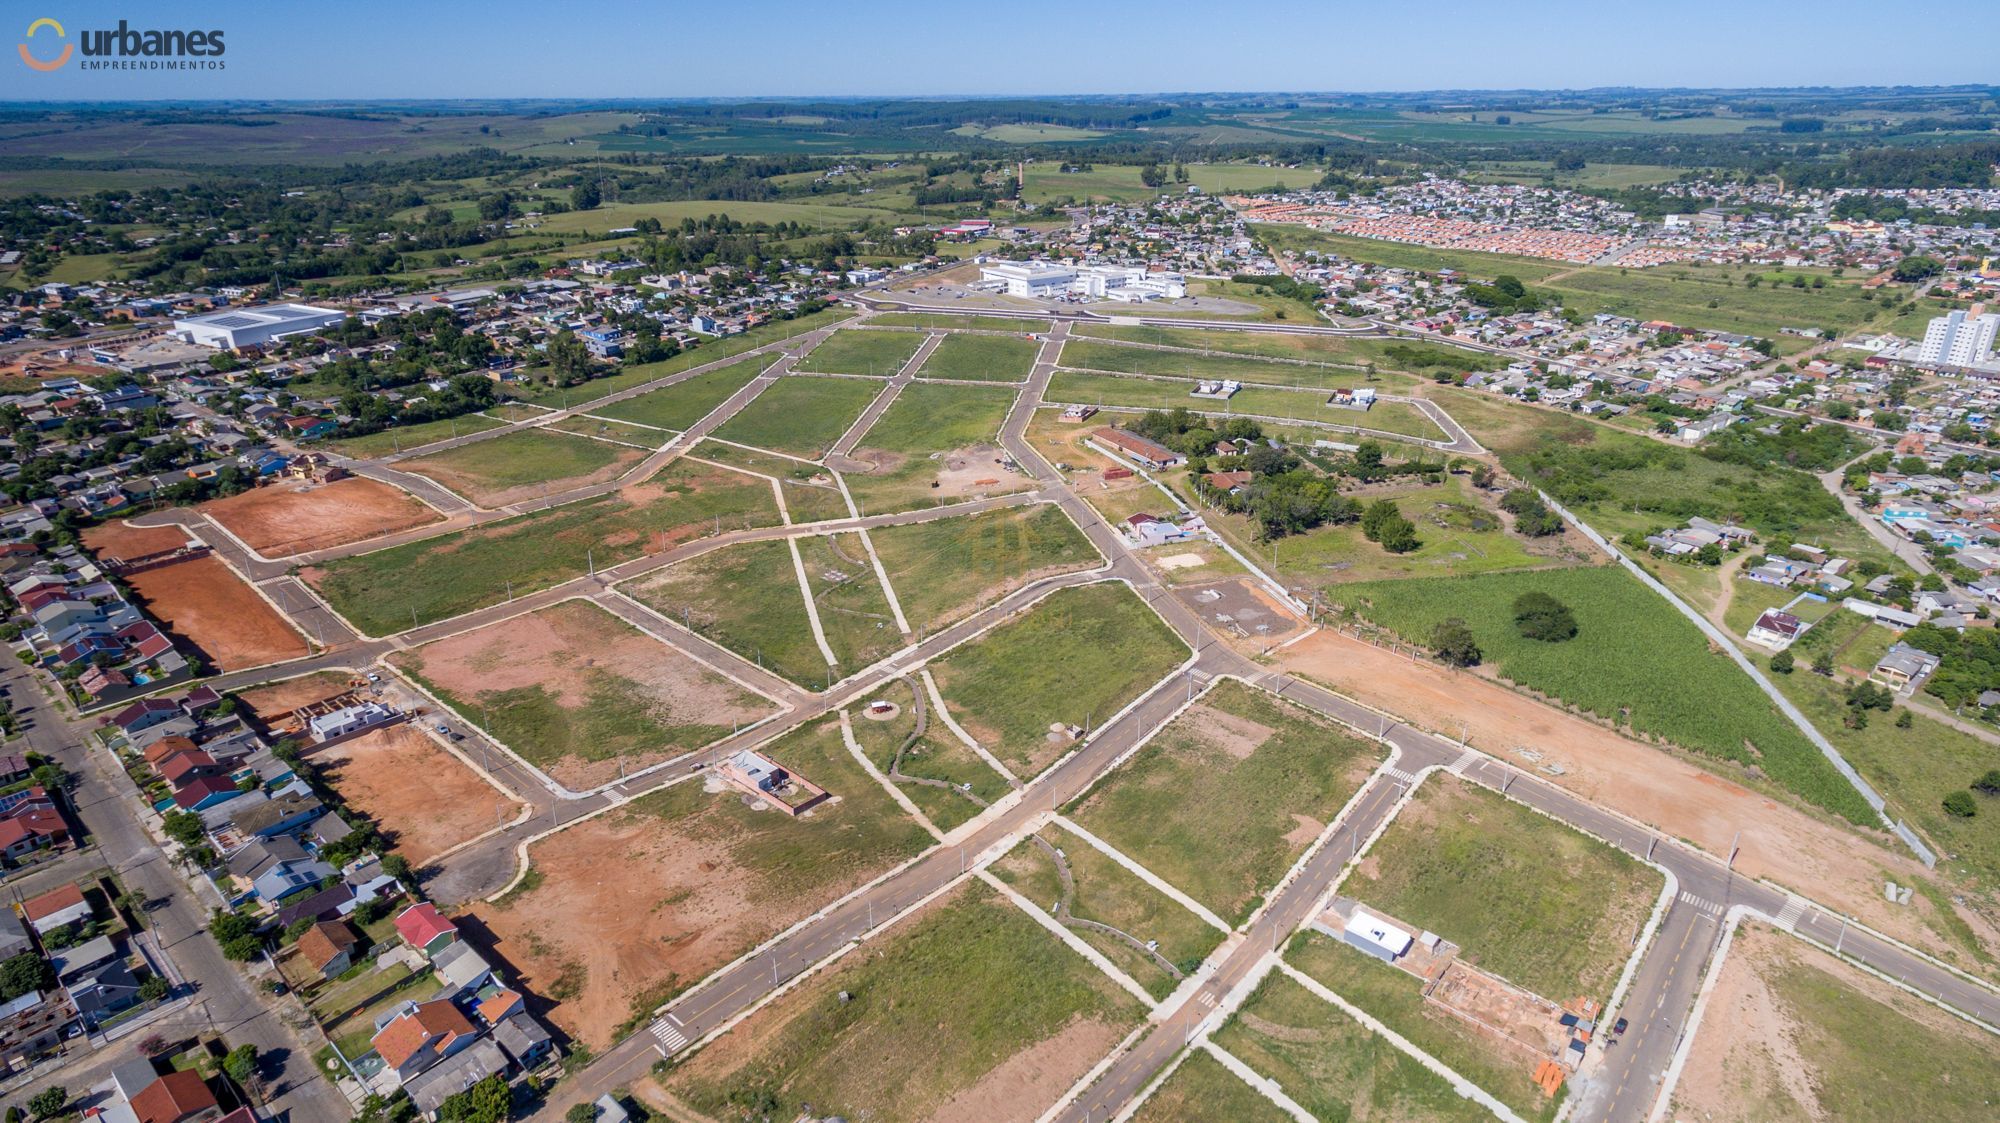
left=710, top=375, right=885, bottom=458
left=868, top=504, right=1102, bottom=634
left=540, top=415, right=664, bottom=447
left=1337, top=567, right=1875, bottom=823
left=311, top=459, right=780, bottom=634
left=1074, top=324, right=1440, bottom=371
left=1061, top=338, right=1417, bottom=391
left=525, top=197, right=926, bottom=235
left=1130, top=1050, right=1293, bottom=1123
left=1354, top=774, right=1659, bottom=1000
left=931, top=582, right=1189, bottom=777
left=847, top=679, right=1011, bottom=833
left=1288, top=932, right=1557, bottom=1122
left=1071, top=680, right=1383, bottom=924
left=845, top=383, right=1024, bottom=514
left=1023, top=162, right=1320, bottom=205
left=623, top=538, right=828, bottom=689
left=1210, top=474, right=1576, bottom=590
left=870, top=313, right=1050, bottom=333
left=797, top=329, right=929, bottom=376
left=586, top=352, right=778, bottom=429
left=388, top=600, right=771, bottom=786
left=398, top=428, right=635, bottom=505
left=668, top=883, right=1145, bottom=1123
left=917, top=332, right=1042, bottom=382
left=1047, top=370, right=1443, bottom=440
left=994, top=821, right=1226, bottom=999
left=1214, top=971, right=1497, bottom=1123
left=513, top=307, right=852, bottom=408
left=1671, top=926, right=2000, bottom=1121
left=326, top=413, right=507, bottom=458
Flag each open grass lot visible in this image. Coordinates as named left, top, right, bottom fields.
left=623, top=538, right=827, bottom=688
left=325, top=413, right=506, bottom=458
left=320, top=965, right=445, bottom=1059
left=1024, top=162, right=1319, bottom=205
left=1353, top=774, right=1659, bottom=1000
left=918, top=332, right=1042, bottom=382
left=710, top=375, right=885, bottom=458
left=513, top=307, right=851, bottom=408
left=1071, top=680, right=1383, bottom=924
left=847, top=678, right=1011, bottom=833
left=932, top=582, right=1187, bottom=772
left=995, top=820, right=1226, bottom=998
left=845, top=383, right=1025, bottom=514
left=662, top=883, right=1146, bottom=1123
left=1075, top=324, right=1424, bottom=370
left=797, top=533, right=905, bottom=670
left=542, top=415, right=665, bottom=447
left=796, top=329, right=928, bottom=376
left=1061, top=338, right=1419, bottom=392
left=1288, top=932, right=1557, bottom=1122
left=1668, top=923, right=2000, bottom=1123
left=688, top=441, right=853, bottom=523
left=1130, top=1051, right=1293, bottom=1123
left=1047, top=370, right=1443, bottom=440
left=1214, top=971, right=1496, bottom=1123
left=475, top=710, right=932, bottom=1050
left=397, top=427, right=639, bottom=507
left=310, top=459, right=781, bottom=634
left=586, top=352, right=777, bottom=430
left=1210, top=474, right=1583, bottom=591
left=871, top=313, right=1051, bottom=333
left=1337, top=567, right=1876, bottom=823
left=869, top=503, right=1102, bottom=634
left=389, top=600, right=774, bottom=790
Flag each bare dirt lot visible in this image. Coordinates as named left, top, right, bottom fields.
left=200, top=477, right=443, bottom=557
left=120, top=555, right=309, bottom=671
left=81, top=519, right=191, bottom=559
left=1276, top=629, right=1993, bottom=966
left=237, top=671, right=361, bottom=729
left=393, top=599, right=773, bottom=790
left=311, top=724, right=520, bottom=866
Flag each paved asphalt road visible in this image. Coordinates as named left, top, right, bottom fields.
left=69, top=306, right=1999, bottom=1123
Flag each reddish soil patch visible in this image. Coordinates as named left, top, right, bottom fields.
left=121, top=555, right=308, bottom=671
left=81, top=520, right=189, bottom=559
left=311, top=724, right=519, bottom=866
left=1277, top=628, right=1987, bottom=965
left=200, top=477, right=443, bottom=557
left=237, top=672, right=360, bottom=728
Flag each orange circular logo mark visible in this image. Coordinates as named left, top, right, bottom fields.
left=19, top=18, right=70, bottom=71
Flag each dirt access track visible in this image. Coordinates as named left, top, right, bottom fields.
left=81, top=522, right=309, bottom=672
left=1275, top=628, right=1998, bottom=966
left=200, top=477, right=444, bottom=558
left=309, top=724, right=520, bottom=866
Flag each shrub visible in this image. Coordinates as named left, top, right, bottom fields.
left=1432, top=618, right=1481, bottom=667
left=1973, top=769, right=2000, bottom=797
left=1513, top=592, right=1578, bottom=643
left=1769, top=650, right=1794, bottom=674
left=1944, top=789, right=1978, bottom=818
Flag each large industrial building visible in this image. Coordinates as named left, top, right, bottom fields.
left=978, top=261, right=1187, bottom=303
left=172, top=302, right=347, bottom=350
left=1915, top=305, right=2000, bottom=371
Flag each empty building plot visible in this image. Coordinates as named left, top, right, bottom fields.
left=709, top=375, right=885, bottom=459
left=839, top=381, right=1028, bottom=515
left=867, top=503, right=1101, bottom=636
left=794, top=328, right=928, bottom=376
left=621, top=537, right=829, bottom=689
left=918, top=332, right=1041, bottom=382
left=395, top=427, right=643, bottom=507
left=587, top=351, right=779, bottom=431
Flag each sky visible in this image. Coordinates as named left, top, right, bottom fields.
left=0, top=0, right=1990, bottom=101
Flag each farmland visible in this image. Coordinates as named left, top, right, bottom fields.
left=309, top=459, right=781, bottom=634
left=710, top=375, right=885, bottom=458
left=622, top=538, right=828, bottom=688
left=843, top=382, right=1025, bottom=514
left=1351, top=774, right=1660, bottom=1001
left=1336, top=566, right=1876, bottom=823
left=918, top=332, right=1042, bottom=382
left=585, top=352, right=778, bottom=430
left=1669, top=923, right=2000, bottom=1122
left=388, top=599, right=774, bottom=789
left=396, top=428, right=640, bottom=507
left=993, top=820, right=1226, bottom=998
left=1214, top=971, right=1496, bottom=1123
left=472, top=711, right=932, bottom=1050
left=1288, top=932, right=1557, bottom=1122
left=1070, top=680, right=1383, bottom=924
left=868, top=503, right=1102, bottom=634
left=795, top=329, right=928, bottom=376
left=663, top=883, right=1145, bottom=1123
left=930, top=581, right=1189, bottom=777
left=1022, top=162, right=1319, bottom=205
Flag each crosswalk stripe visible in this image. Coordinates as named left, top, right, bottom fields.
left=1449, top=749, right=1479, bottom=776
left=1677, top=891, right=1722, bottom=916
left=651, top=1021, right=689, bottom=1052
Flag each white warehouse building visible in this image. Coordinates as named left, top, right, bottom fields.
left=172, top=302, right=347, bottom=350
left=978, top=261, right=1187, bottom=303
